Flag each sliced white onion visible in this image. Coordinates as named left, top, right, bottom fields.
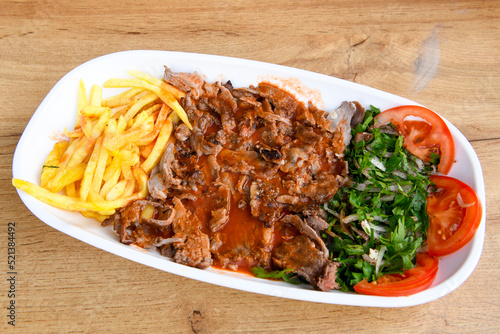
left=414, top=157, right=425, bottom=171
left=403, top=115, right=432, bottom=125
left=343, top=213, right=360, bottom=224
left=380, top=193, right=395, bottom=202
left=362, top=253, right=377, bottom=265
left=375, top=245, right=387, bottom=275
left=392, top=170, right=407, bottom=179
left=369, top=248, right=379, bottom=261
left=383, top=152, right=393, bottom=158
left=362, top=168, right=372, bottom=179
left=355, top=182, right=370, bottom=191
left=323, top=202, right=337, bottom=215
left=373, top=215, right=389, bottom=223
left=457, top=192, right=475, bottom=208
left=355, top=182, right=411, bottom=193
left=389, top=184, right=412, bottom=192
left=360, top=219, right=387, bottom=240
left=370, top=156, right=386, bottom=171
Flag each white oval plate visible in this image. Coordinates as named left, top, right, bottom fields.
left=12, top=50, right=486, bottom=307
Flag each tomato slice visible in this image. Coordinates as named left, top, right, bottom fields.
left=374, top=105, right=455, bottom=174
left=427, top=175, right=482, bottom=257
left=353, top=252, right=438, bottom=296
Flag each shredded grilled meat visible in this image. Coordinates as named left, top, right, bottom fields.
left=103, top=67, right=364, bottom=291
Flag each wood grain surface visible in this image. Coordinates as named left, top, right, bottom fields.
left=1, top=0, right=499, bottom=333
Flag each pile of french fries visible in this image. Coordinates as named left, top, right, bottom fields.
left=13, top=70, right=191, bottom=222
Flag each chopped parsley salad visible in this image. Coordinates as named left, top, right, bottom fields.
left=329, top=105, right=482, bottom=296
left=255, top=104, right=482, bottom=296
left=323, top=105, right=434, bottom=293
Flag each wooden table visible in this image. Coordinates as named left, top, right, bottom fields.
left=1, top=1, right=499, bottom=332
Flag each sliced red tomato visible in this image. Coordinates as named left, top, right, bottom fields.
left=427, top=175, right=482, bottom=257
left=374, top=105, right=455, bottom=174
left=353, top=252, right=438, bottom=296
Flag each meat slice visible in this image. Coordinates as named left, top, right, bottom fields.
left=190, top=122, right=223, bottom=157
left=326, top=101, right=365, bottom=146
left=249, top=179, right=282, bottom=226
left=208, top=185, right=231, bottom=232
left=316, top=261, right=340, bottom=292
left=208, top=83, right=238, bottom=132
left=168, top=198, right=213, bottom=269
left=164, top=66, right=205, bottom=99
left=147, top=143, right=184, bottom=200
left=293, top=122, right=321, bottom=144
left=173, top=229, right=212, bottom=269
left=175, top=123, right=191, bottom=142
left=258, top=82, right=304, bottom=118
left=273, top=235, right=339, bottom=291
left=282, top=215, right=329, bottom=259
left=103, top=199, right=175, bottom=249
left=254, top=142, right=283, bottom=164
left=147, top=169, right=168, bottom=200
left=304, top=214, right=329, bottom=234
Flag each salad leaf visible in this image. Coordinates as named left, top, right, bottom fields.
left=251, top=267, right=302, bottom=285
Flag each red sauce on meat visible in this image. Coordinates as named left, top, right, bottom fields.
left=105, top=70, right=359, bottom=291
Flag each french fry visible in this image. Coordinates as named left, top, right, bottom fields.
left=58, top=138, right=80, bottom=168
left=89, top=84, right=102, bottom=107
left=102, top=118, right=118, bottom=150
left=131, top=109, right=150, bottom=128
left=116, top=115, right=127, bottom=133
left=102, top=156, right=121, bottom=182
left=116, top=149, right=135, bottom=180
left=119, top=179, right=136, bottom=199
left=140, top=204, right=155, bottom=220
left=104, top=75, right=191, bottom=129
left=90, top=139, right=109, bottom=196
left=88, top=189, right=105, bottom=202
left=155, top=89, right=192, bottom=130
left=132, top=166, right=148, bottom=198
left=103, top=116, right=154, bottom=152
left=66, top=136, right=94, bottom=168
left=79, top=116, right=93, bottom=139
left=103, top=78, right=161, bottom=93
left=123, top=92, right=159, bottom=121
left=81, top=210, right=109, bottom=223
left=41, top=141, right=69, bottom=188
left=81, top=105, right=110, bottom=117
left=140, top=141, right=155, bottom=160
left=46, top=163, right=86, bottom=193
left=100, top=157, right=122, bottom=199
left=80, top=137, right=103, bottom=202
left=143, top=103, right=162, bottom=116
left=91, top=108, right=111, bottom=139
left=105, top=179, right=128, bottom=201
left=126, top=70, right=166, bottom=90
left=76, top=79, right=87, bottom=128
left=14, top=70, right=188, bottom=222
left=13, top=179, right=129, bottom=215
left=127, top=69, right=185, bottom=100
left=109, top=105, right=129, bottom=119
left=141, top=112, right=175, bottom=174
left=102, top=87, right=143, bottom=108
left=106, top=118, right=118, bottom=137
left=64, top=127, right=84, bottom=138
left=65, top=182, right=77, bottom=197
left=121, top=163, right=134, bottom=180
left=135, top=104, right=170, bottom=146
